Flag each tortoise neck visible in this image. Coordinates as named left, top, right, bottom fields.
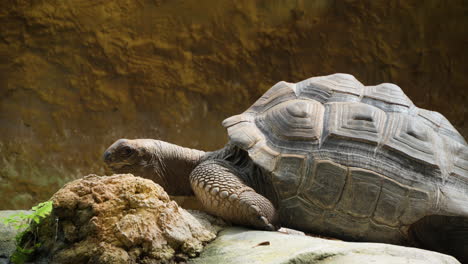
left=153, top=141, right=206, bottom=196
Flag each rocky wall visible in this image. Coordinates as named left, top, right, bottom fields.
left=0, top=0, right=467, bottom=209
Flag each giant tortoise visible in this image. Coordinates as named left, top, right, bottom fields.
left=103, top=74, right=467, bottom=261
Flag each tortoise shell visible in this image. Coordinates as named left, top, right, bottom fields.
left=222, top=73, right=468, bottom=244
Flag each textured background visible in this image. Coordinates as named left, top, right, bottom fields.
left=0, top=0, right=466, bottom=209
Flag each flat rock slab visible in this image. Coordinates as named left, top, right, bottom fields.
left=190, top=227, right=460, bottom=264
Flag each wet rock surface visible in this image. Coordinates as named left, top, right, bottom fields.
left=1, top=0, right=467, bottom=209
left=27, top=174, right=225, bottom=264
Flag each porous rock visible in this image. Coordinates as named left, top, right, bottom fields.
left=31, top=174, right=225, bottom=264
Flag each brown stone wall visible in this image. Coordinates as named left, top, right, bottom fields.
left=1, top=0, right=466, bottom=209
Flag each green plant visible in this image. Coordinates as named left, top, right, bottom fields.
left=1, top=201, right=53, bottom=264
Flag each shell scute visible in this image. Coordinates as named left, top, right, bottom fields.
left=272, top=154, right=307, bottom=199
left=257, top=99, right=324, bottom=142
left=248, top=143, right=280, bottom=172
left=226, top=122, right=262, bottom=149
left=324, top=102, right=386, bottom=145
left=363, top=83, right=413, bottom=107
left=382, top=113, right=438, bottom=167
left=248, top=81, right=296, bottom=112
left=301, top=160, right=347, bottom=209
left=296, top=73, right=364, bottom=103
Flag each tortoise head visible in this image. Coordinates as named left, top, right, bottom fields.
left=103, top=138, right=200, bottom=195
left=103, top=138, right=160, bottom=176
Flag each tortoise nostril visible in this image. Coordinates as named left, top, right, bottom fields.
left=103, top=151, right=112, bottom=163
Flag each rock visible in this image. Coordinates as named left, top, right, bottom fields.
left=190, top=227, right=460, bottom=264
left=1, top=0, right=467, bottom=210
left=2, top=206, right=461, bottom=263
left=27, top=174, right=225, bottom=263
left=0, top=210, right=31, bottom=264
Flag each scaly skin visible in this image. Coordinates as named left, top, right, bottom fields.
left=190, top=160, right=278, bottom=230
left=103, top=139, right=278, bottom=230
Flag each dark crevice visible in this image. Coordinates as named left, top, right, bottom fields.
left=409, top=215, right=468, bottom=263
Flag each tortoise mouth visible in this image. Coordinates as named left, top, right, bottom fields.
left=107, top=162, right=133, bottom=173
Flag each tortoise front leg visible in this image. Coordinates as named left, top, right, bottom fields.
left=189, top=160, right=278, bottom=230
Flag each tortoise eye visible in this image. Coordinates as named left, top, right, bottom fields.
left=120, top=147, right=133, bottom=157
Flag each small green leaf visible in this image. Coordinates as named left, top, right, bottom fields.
left=32, top=201, right=53, bottom=219
left=32, top=216, right=40, bottom=224
left=3, top=218, right=16, bottom=224
left=8, top=201, right=53, bottom=264
left=13, top=224, right=29, bottom=230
